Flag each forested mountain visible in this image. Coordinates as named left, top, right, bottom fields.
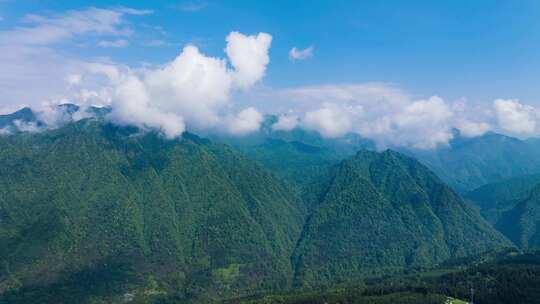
left=0, top=120, right=306, bottom=302
left=213, top=119, right=540, bottom=194
left=405, top=131, right=540, bottom=193
left=208, top=115, right=373, bottom=187
left=464, top=174, right=540, bottom=223
left=7, top=107, right=540, bottom=194
left=0, top=109, right=527, bottom=303
left=291, top=150, right=511, bottom=287
left=496, top=184, right=540, bottom=250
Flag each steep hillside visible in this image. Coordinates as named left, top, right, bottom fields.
left=0, top=120, right=306, bottom=302
left=496, top=184, right=540, bottom=250
left=464, top=174, right=540, bottom=223
left=292, top=150, right=511, bottom=287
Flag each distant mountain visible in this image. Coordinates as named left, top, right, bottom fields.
left=209, top=115, right=374, bottom=187
left=464, top=174, right=540, bottom=223
left=213, top=120, right=540, bottom=194
left=404, top=131, right=540, bottom=193
left=496, top=183, right=540, bottom=250
left=291, top=150, right=511, bottom=287
left=0, top=104, right=110, bottom=132
left=0, top=120, right=306, bottom=302
left=0, top=107, right=40, bottom=130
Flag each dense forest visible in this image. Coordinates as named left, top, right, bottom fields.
left=1, top=108, right=540, bottom=303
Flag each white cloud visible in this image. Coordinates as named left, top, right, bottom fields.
left=98, top=39, right=128, bottom=48
left=289, top=46, right=314, bottom=61
left=456, top=120, right=491, bottom=137
left=494, top=99, right=540, bottom=136
left=0, top=7, right=150, bottom=112
left=114, top=7, right=153, bottom=15
left=273, top=114, right=299, bottom=131
left=0, top=7, right=145, bottom=46
left=75, top=32, right=273, bottom=138
left=12, top=119, right=40, bottom=133
left=225, top=31, right=272, bottom=89
left=303, top=103, right=355, bottom=138
left=272, top=83, right=489, bottom=149
left=223, top=107, right=264, bottom=135
left=66, top=74, right=82, bottom=86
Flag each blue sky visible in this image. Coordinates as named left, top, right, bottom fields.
left=0, top=1, right=540, bottom=148
left=2, top=0, right=539, bottom=102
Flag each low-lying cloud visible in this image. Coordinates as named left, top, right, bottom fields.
left=266, top=83, right=540, bottom=149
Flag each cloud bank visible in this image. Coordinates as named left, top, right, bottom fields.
left=264, top=83, right=540, bottom=149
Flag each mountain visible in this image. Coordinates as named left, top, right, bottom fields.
left=0, top=107, right=40, bottom=130
left=0, top=119, right=306, bottom=302
left=208, top=115, right=374, bottom=187
left=496, top=184, right=540, bottom=250
left=292, top=150, right=511, bottom=287
left=464, top=174, right=540, bottom=223
left=405, top=131, right=540, bottom=193
left=213, top=120, right=540, bottom=194
left=0, top=109, right=525, bottom=302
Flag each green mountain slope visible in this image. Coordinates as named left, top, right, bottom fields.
left=292, top=150, right=511, bottom=287
left=208, top=115, right=373, bottom=187
left=496, top=184, right=540, bottom=250
left=464, top=174, right=540, bottom=223
left=0, top=120, right=306, bottom=302
left=405, top=132, right=540, bottom=193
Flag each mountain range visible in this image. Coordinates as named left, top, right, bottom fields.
left=1, top=106, right=540, bottom=303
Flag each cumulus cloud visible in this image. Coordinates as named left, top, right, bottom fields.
left=494, top=99, right=540, bottom=136
left=223, top=107, right=264, bottom=135
left=289, top=46, right=314, bottom=61
left=303, top=103, right=356, bottom=138
left=225, top=32, right=272, bottom=89
left=73, top=32, right=273, bottom=138
left=273, top=114, right=299, bottom=131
